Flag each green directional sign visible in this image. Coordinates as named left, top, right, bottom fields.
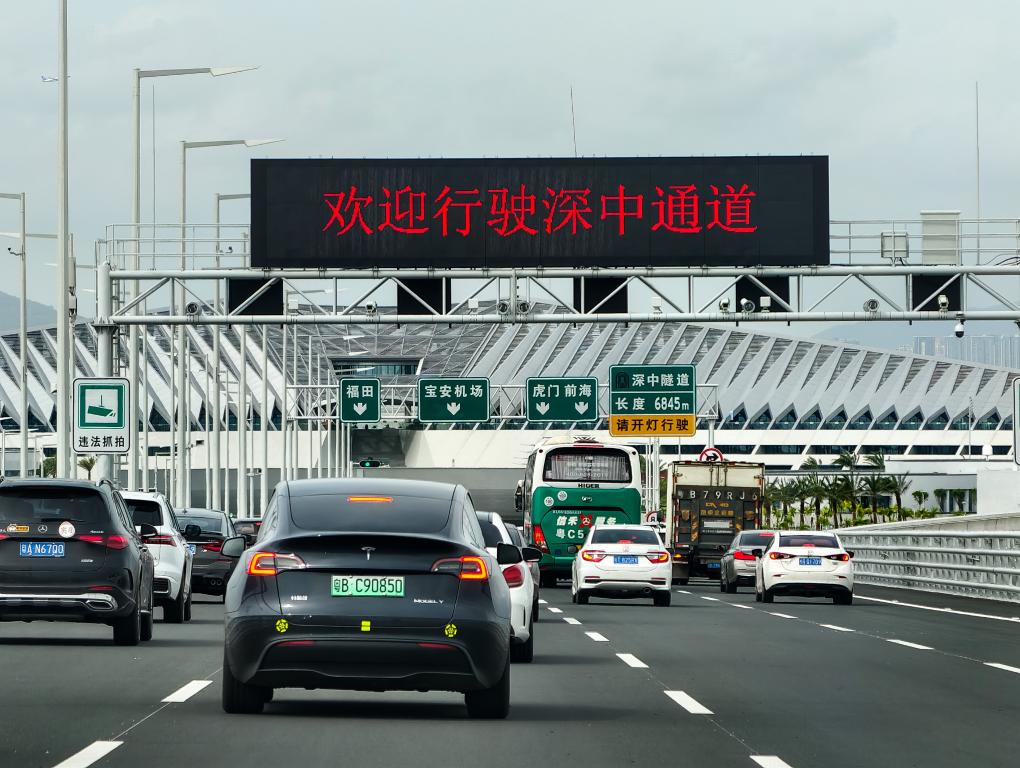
left=526, top=377, right=599, bottom=422
left=340, top=377, right=381, bottom=423
left=73, top=378, right=130, bottom=454
left=417, top=377, right=490, bottom=423
left=609, top=364, right=697, bottom=437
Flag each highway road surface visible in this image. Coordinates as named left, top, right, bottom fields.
left=3, top=581, right=1018, bottom=768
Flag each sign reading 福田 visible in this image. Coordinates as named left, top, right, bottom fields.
left=251, top=156, right=828, bottom=269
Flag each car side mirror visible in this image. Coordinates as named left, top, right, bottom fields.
left=846, top=550, right=855, bottom=559
left=242, top=533, right=256, bottom=547
left=183, top=524, right=201, bottom=539
left=496, top=542, right=523, bottom=565
left=138, top=523, right=159, bottom=538
left=220, top=536, right=246, bottom=559
left=751, top=548, right=763, bottom=558
left=521, top=546, right=542, bottom=563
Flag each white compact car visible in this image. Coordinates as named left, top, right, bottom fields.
left=122, top=491, right=194, bottom=622
left=754, top=531, right=854, bottom=605
left=477, top=511, right=539, bottom=662
left=571, top=524, right=672, bottom=607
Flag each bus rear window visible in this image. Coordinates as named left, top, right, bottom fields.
left=543, top=449, right=631, bottom=483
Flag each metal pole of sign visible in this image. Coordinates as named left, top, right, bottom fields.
left=142, top=335, right=149, bottom=490
left=223, top=369, right=230, bottom=514
left=281, top=292, right=288, bottom=483
left=260, top=327, right=269, bottom=512
left=96, top=263, right=114, bottom=481
left=237, top=326, right=248, bottom=517
left=306, top=337, right=313, bottom=480
left=316, top=352, right=323, bottom=479
left=175, top=142, right=188, bottom=507
left=55, top=0, right=71, bottom=478
left=204, top=362, right=211, bottom=508
left=212, top=195, right=222, bottom=513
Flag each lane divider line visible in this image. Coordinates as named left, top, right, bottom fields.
left=701, top=596, right=720, bottom=602
left=547, top=606, right=563, bottom=614
left=664, top=690, right=713, bottom=714
left=856, top=594, right=1020, bottom=624
left=728, top=603, right=754, bottom=610
left=538, top=599, right=547, bottom=604
left=769, top=612, right=798, bottom=619
left=676, top=589, right=691, bottom=594
left=563, top=617, right=581, bottom=625
left=616, top=653, right=648, bottom=669
left=818, top=624, right=855, bottom=633
left=886, top=639, right=933, bottom=651
left=162, top=679, right=213, bottom=703
left=585, top=631, right=609, bottom=642
left=52, top=741, right=122, bottom=768
left=751, top=757, right=795, bottom=768
left=984, top=662, right=1020, bottom=674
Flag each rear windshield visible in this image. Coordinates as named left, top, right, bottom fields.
left=124, top=499, right=163, bottom=527
left=543, top=448, right=632, bottom=483
left=178, top=514, right=226, bottom=535
left=290, top=493, right=452, bottom=534
left=478, top=520, right=504, bottom=548
left=0, top=487, right=111, bottom=527
left=779, top=534, right=839, bottom=548
left=591, top=528, right=659, bottom=545
left=234, top=521, right=259, bottom=536
left=739, top=532, right=775, bottom=547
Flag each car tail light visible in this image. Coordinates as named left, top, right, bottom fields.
left=502, top=563, right=525, bottom=588
left=347, top=496, right=393, bottom=503
left=769, top=551, right=794, bottom=560
left=645, top=551, right=669, bottom=563
left=145, top=535, right=176, bottom=547
left=247, top=551, right=306, bottom=576
left=79, top=534, right=130, bottom=550
left=826, top=553, right=851, bottom=562
left=277, top=640, right=314, bottom=647
left=580, top=549, right=606, bottom=562
left=0, top=534, right=8, bottom=541
left=733, top=550, right=756, bottom=561
left=201, top=540, right=223, bottom=552
left=431, top=556, right=490, bottom=581
left=88, top=585, right=114, bottom=591
left=418, top=642, right=456, bottom=650
left=533, top=525, right=549, bottom=553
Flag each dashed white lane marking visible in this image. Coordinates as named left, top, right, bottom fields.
left=616, top=653, right=648, bottom=668
left=664, top=690, right=713, bottom=714
left=563, top=617, right=581, bottom=625
left=886, top=639, right=933, bottom=651
left=162, top=679, right=213, bottom=703
left=984, top=662, right=1020, bottom=675
left=676, top=589, right=691, bottom=594
left=538, top=599, right=547, bottom=604
left=546, top=606, right=563, bottom=614
left=856, top=595, right=1020, bottom=624
left=819, top=624, right=855, bottom=633
left=53, top=741, right=123, bottom=768
left=728, top=603, right=754, bottom=609
left=769, top=612, right=798, bottom=619
left=585, top=631, right=609, bottom=642
left=751, top=757, right=795, bottom=768
left=701, top=596, right=720, bottom=602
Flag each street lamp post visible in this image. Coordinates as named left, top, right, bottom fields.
left=130, top=65, right=257, bottom=492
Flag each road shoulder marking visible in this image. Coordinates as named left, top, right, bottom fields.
left=856, top=594, right=1020, bottom=624
left=162, top=679, right=213, bottom=703
left=664, top=690, right=713, bottom=714
left=53, top=741, right=122, bottom=768
left=616, top=653, right=648, bottom=668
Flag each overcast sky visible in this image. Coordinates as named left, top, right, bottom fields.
left=1, top=1, right=1018, bottom=316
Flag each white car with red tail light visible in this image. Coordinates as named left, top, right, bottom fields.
left=571, top=524, right=672, bottom=606
left=719, top=530, right=775, bottom=594
left=122, top=491, right=193, bottom=622
left=477, top=512, right=541, bottom=663
left=754, top=531, right=855, bottom=605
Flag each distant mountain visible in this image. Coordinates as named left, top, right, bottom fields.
left=0, top=291, right=56, bottom=334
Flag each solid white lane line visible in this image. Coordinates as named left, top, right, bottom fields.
left=856, top=595, right=1020, bottom=624
left=664, top=690, right=713, bottom=714
left=585, top=631, right=609, bottom=642
left=887, top=639, right=933, bottom=651
left=162, top=679, right=213, bottom=703
left=616, top=653, right=648, bottom=668
left=751, top=757, right=795, bottom=768
left=819, top=624, right=855, bottom=632
left=538, top=599, right=547, bottom=604
left=769, top=612, right=798, bottom=619
left=547, top=606, right=563, bottom=614
left=985, top=662, right=1020, bottom=674
left=52, top=741, right=123, bottom=768
left=563, top=617, right=581, bottom=625
left=701, top=596, right=720, bottom=602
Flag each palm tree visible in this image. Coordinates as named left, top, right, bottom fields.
left=887, top=474, right=912, bottom=521
left=77, top=455, right=97, bottom=480
left=911, top=490, right=929, bottom=515
left=863, top=451, right=886, bottom=473
left=42, top=457, right=56, bottom=478
left=933, top=488, right=947, bottom=514
left=834, top=451, right=861, bottom=518
left=821, top=475, right=844, bottom=529
left=950, top=489, right=967, bottom=514
left=861, top=474, right=889, bottom=524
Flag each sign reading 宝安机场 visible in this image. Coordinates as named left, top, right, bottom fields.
left=251, top=156, right=829, bottom=269
left=417, top=378, right=490, bottom=423
left=73, top=378, right=130, bottom=454
left=609, top=365, right=697, bottom=437
left=339, top=377, right=381, bottom=424
left=526, top=377, right=599, bottom=423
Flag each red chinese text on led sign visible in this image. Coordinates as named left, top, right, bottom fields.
left=320, top=183, right=757, bottom=238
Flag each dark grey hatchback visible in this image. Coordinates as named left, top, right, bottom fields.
left=220, top=479, right=516, bottom=717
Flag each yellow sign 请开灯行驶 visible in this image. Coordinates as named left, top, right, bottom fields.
left=608, top=414, right=696, bottom=437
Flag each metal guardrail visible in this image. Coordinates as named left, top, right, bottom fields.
left=838, top=530, right=1020, bottom=603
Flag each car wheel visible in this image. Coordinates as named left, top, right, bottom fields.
left=532, top=599, right=540, bottom=620
left=140, top=607, right=154, bottom=642
left=719, top=576, right=727, bottom=593
left=726, top=579, right=738, bottom=594
left=576, top=590, right=590, bottom=605
left=676, top=577, right=689, bottom=586
left=653, top=591, right=671, bottom=607
left=465, top=654, right=510, bottom=719
left=834, top=591, right=853, bottom=606
left=762, top=587, right=775, bottom=604
left=539, top=572, right=557, bottom=589
left=754, top=582, right=763, bottom=602
left=165, top=578, right=186, bottom=624
left=184, top=586, right=193, bottom=622
left=222, top=648, right=266, bottom=714
left=113, top=599, right=141, bottom=646
left=510, top=615, right=534, bottom=663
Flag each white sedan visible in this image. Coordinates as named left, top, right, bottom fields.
left=571, top=524, right=672, bottom=607
left=122, top=491, right=194, bottom=622
left=754, top=531, right=855, bottom=605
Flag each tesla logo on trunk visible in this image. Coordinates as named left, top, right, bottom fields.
left=362, top=546, right=375, bottom=561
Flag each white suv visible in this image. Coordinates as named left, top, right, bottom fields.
left=122, top=491, right=194, bottom=622
left=476, top=511, right=539, bottom=663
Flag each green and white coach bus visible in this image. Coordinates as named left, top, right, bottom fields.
left=516, top=436, right=643, bottom=587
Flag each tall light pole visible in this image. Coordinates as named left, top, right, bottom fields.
left=56, top=0, right=71, bottom=478
left=130, top=65, right=257, bottom=492
left=175, top=140, right=281, bottom=508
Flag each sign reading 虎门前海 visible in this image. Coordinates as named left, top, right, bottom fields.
left=417, top=378, right=490, bottom=423
left=526, top=377, right=599, bottom=423
left=609, top=365, right=697, bottom=437
left=73, top=378, right=130, bottom=454
left=251, top=156, right=829, bottom=269
left=340, top=377, right=380, bottom=424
